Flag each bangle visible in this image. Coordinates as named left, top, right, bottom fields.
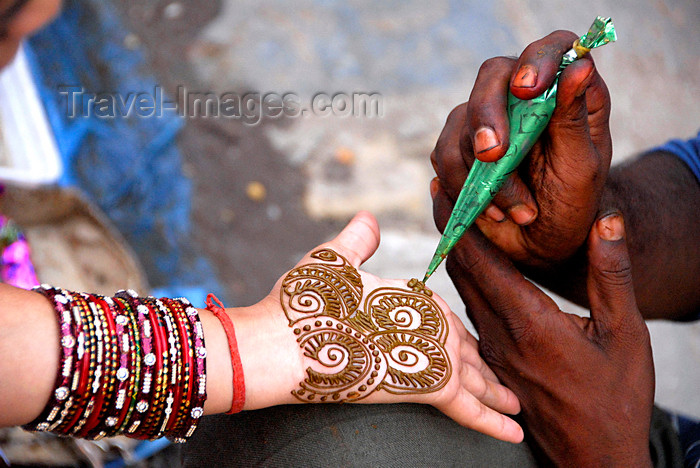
left=172, top=300, right=206, bottom=442
left=205, top=294, right=245, bottom=414
left=25, top=286, right=207, bottom=443
left=25, top=287, right=78, bottom=432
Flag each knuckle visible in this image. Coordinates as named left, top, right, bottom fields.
left=543, top=30, right=580, bottom=49
left=430, top=150, right=438, bottom=171
left=446, top=103, right=467, bottom=123
left=477, top=56, right=512, bottom=76
left=447, top=246, right=485, bottom=277
left=598, top=257, right=633, bottom=287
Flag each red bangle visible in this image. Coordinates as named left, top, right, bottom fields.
left=205, top=294, right=245, bottom=414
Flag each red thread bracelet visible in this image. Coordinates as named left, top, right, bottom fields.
left=205, top=294, right=245, bottom=414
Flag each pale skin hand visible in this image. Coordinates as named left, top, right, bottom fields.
left=228, top=211, right=523, bottom=444
left=0, top=211, right=522, bottom=444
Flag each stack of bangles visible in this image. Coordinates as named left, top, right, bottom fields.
left=22, top=286, right=217, bottom=442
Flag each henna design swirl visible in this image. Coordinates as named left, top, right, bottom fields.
left=283, top=249, right=452, bottom=402
left=282, top=249, right=362, bottom=325
left=373, top=331, right=449, bottom=394
left=290, top=317, right=386, bottom=402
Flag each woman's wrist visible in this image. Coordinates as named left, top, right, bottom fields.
left=200, top=299, right=304, bottom=415
left=234, top=300, right=305, bottom=410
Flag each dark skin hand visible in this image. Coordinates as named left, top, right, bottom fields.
left=430, top=30, right=700, bottom=320
left=445, top=215, right=654, bottom=467
left=431, top=30, right=612, bottom=267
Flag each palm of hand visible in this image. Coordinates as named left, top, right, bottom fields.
left=281, top=248, right=451, bottom=402
left=259, top=214, right=524, bottom=444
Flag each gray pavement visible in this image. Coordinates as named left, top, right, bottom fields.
left=185, top=0, right=700, bottom=417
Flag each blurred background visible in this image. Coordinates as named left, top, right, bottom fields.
left=0, top=0, right=698, bottom=465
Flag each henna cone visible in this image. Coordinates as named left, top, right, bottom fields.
left=423, top=16, right=616, bottom=282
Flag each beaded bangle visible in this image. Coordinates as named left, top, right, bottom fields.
left=158, top=298, right=180, bottom=436
left=71, top=295, right=108, bottom=435
left=49, top=289, right=86, bottom=433
left=98, top=296, right=133, bottom=435
left=59, top=293, right=98, bottom=434
left=114, top=293, right=142, bottom=435
left=24, top=286, right=207, bottom=443
left=24, top=287, right=78, bottom=432
left=172, top=299, right=207, bottom=442
left=121, top=292, right=156, bottom=436
left=163, top=298, right=193, bottom=435
left=132, top=296, right=170, bottom=439
left=74, top=294, right=114, bottom=438
left=87, top=295, right=120, bottom=438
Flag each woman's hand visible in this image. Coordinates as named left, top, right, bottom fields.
left=229, top=211, right=523, bottom=443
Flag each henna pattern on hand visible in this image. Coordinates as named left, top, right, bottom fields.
left=282, top=249, right=451, bottom=402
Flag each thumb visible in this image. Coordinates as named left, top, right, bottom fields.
left=586, top=212, right=639, bottom=331
left=323, top=211, right=380, bottom=267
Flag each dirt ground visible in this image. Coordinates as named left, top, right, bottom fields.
left=106, top=0, right=700, bottom=421
left=112, top=0, right=341, bottom=307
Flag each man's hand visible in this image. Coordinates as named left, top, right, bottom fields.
left=235, top=212, right=524, bottom=443
left=431, top=30, right=613, bottom=267
left=446, top=213, right=654, bottom=466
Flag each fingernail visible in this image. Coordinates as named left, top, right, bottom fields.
left=512, top=64, right=538, bottom=88
left=508, top=205, right=536, bottom=225
left=474, top=127, right=500, bottom=154
left=597, top=213, right=624, bottom=241
left=429, top=177, right=439, bottom=199
left=484, top=204, right=506, bottom=222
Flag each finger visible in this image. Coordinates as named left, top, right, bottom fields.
left=554, top=51, right=611, bottom=153
left=432, top=104, right=471, bottom=202
left=473, top=215, right=526, bottom=261
left=454, top=321, right=501, bottom=385
left=512, top=30, right=610, bottom=179
left=460, top=339, right=500, bottom=385
left=432, top=177, right=513, bottom=233
left=454, top=321, right=467, bottom=340
left=466, top=57, right=515, bottom=162
left=490, top=172, right=538, bottom=226
left=517, top=33, right=612, bottom=215
left=431, top=178, right=454, bottom=234
left=586, top=212, right=639, bottom=332
left=448, top=228, right=557, bottom=332
left=509, top=30, right=580, bottom=100
left=323, top=211, right=380, bottom=267
left=480, top=204, right=506, bottom=223
left=440, top=388, right=524, bottom=443
left=460, top=362, right=521, bottom=415
left=546, top=59, right=609, bottom=176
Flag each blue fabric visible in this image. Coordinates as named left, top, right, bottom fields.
left=669, top=412, right=700, bottom=468
left=26, top=0, right=223, bottom=301
left=653, top=131, right=700, bottom=324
